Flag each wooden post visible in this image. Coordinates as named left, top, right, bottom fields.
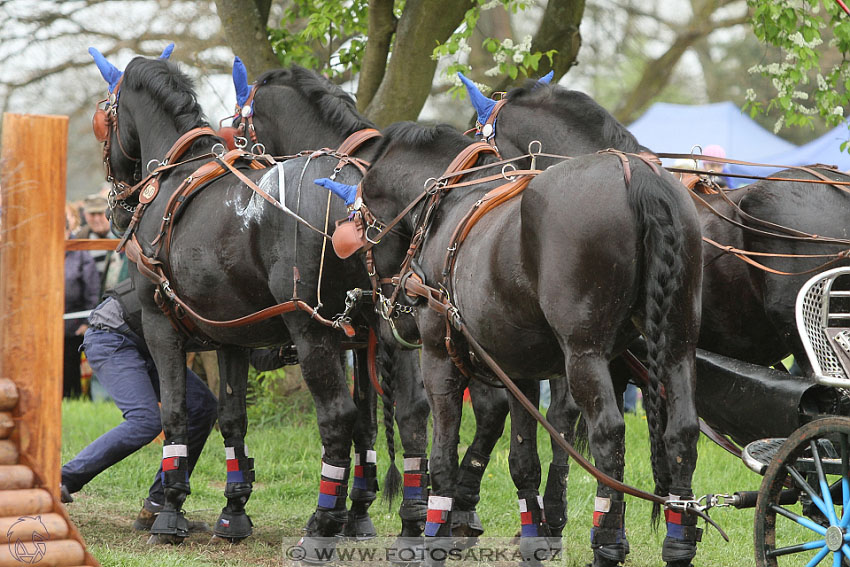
left=0, top=113, right=68, bottom=500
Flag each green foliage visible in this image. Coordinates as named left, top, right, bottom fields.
left=747, top=0, right=850, bottom=135
left=433, top=0, right=555, bottom=97
left=268, top=0, right=371, bottom=78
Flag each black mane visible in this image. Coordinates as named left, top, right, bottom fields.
left=374, top=122, right=472, bottom=160
left=507, top=82, right=643, bottom=152
left=256, top=66, right=375, bottom=134
left=123, top=57, right=208, bottom=132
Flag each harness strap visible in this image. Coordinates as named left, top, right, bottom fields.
left=336, top=128, right=382, bottom=157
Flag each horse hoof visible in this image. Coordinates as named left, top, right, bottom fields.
left=208, top=534, right=247, bottom=545
left=146, top=532, right=185, bottom=545
left=519, top=536, right=550, bottom=566
left=387, top=536, right=424, bottom=564
left=450, top=510, right=484, bottom=538
left=296, top=535, right=338, bottom=564
left=343, top=511, right=377, bottom=541
left=213, top=510, right=253, bottom=540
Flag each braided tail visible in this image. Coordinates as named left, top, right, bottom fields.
left=377, top=338, right=402, bottom=505
left=627, top=163, right=686, bottom=528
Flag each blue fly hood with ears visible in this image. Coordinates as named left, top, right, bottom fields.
left=89, top=47, right=123, bottom=92
left=538, top=70, right=554, bottom=84
left=89, top=43, right=174, bottom=92
left=457, top=72, right=497, bottom=126
left=232, top=56, right=251, bottom=109
left=314, top=178, right=357, bottom=207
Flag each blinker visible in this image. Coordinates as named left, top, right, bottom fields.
left=92, top=108, right=110, bottom=142
left=331, top=216, right=367, bottom=259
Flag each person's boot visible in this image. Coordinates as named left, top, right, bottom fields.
left=60, top=484, right=74, bottom=504
left=133, top=498, right=211, bottom=533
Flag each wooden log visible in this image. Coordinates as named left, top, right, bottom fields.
left=0, top=513, right=68, bottom=544
left=0, top=379, right=17, bottom=411
left=0, top=465, right=34, bottom=489
left=0, top=413, right=13, bottom=439
left=64, top=239, right=120, bottom=252
left=0, top=488, right=52, bottom=516
left=0, top=113, right=68, bottom=501
left=0, top=539, right=84, bottom=567
left=0, top=441, right=18, bottom=465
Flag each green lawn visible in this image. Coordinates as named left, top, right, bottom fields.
left=61, top=392, right=763, bottom=566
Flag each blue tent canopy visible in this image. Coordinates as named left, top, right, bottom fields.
left=725, top=122, right=850, bottom=181
left=628, top=101, right=796, bottom=162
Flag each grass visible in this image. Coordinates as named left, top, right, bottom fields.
left=61, top=391, right=764, bottom=566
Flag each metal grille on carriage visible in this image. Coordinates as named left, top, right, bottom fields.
left=796, top=266, right=850, bottom=387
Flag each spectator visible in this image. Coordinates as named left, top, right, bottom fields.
left=64, top=220, right=100, bottom=398
left=700, top=144, right=731, bottom=188
left=76, top=192, right=126, bottom=295
left=60, top=293, right=217, bottom=533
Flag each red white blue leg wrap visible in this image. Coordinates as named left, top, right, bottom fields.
left=402, top=456, right=429, bottom=501
left=318, top=460, right=349, bottom=510
left=424, top=495, right=452, bottom=537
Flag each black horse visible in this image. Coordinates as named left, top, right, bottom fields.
left=329, top=119, right=704, bottom=567
left=462, top=77, right=850, bottom=401
left=88, top=50, right=402, bottom=552
left=229, top=64, right=518, bottom=542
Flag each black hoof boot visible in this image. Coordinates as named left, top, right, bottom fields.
left=214, top=481, right=254, bottom=540
left=662, top=505, right=701, bottom=567
left=300, top=508, right=348, bottom=564
left=346, top=451, right=378, bottom=541
left=148, top=507, right=188, bottom=543
left=389, top=500, right=427, bottom=564
left=590, top=497, right=628, bottom=567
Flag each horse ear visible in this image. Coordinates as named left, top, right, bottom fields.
left=314, top=178, right=357, bottom=207
left=538, top=71, right=554, bottom=84
left=88, top=47, right=123, bottom=92
left=457, top=72, right=497, bottom=125
left=233, top=56, right=251, bottom=107
left=159, top=43, right=174, bottom=59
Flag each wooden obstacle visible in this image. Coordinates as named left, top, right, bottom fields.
left=0, top=113, right=99, bottom=566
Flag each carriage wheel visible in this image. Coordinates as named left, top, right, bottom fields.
left=755, top=416, right=850, bottom=566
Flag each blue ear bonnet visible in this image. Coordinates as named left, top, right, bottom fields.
left=457, top=72, right=497, bottom=126
left=539, top=70, right=554, bottom=84
left=314, top=178, right=358, bottom=207
left=89, top=43, right=174, bottom=93
left=232, top=56, right=251, bottom=108
left=89, top=47, right=123, bottom=92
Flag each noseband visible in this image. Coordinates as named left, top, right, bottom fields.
left=92, top=77, right=143, bottom=211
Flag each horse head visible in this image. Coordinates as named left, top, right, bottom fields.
left=231, top=64, right=375, bottom=154
left=459, top=72, right=645, bottom=163
left=89, top=45, right=208, bottom=233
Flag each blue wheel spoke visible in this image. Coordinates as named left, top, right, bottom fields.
left=788, top=464, right=833, bottom=522
left=773, top=504, right=829, bottom=536
left=806, top=545, right=830, bottom=567
left=768, top=539, right=826, bottom=558
left=811, top=440, right=840, bottom=525
left=833, top=549, right=842, bottom=567
left=840, top=433, right=850, bottom=528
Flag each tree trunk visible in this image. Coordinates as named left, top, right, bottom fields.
left=356, top=0, right=397, bottom=112
left=364, top=0, right=473, bottom=126
left=215, top=0, right=279, bottom=81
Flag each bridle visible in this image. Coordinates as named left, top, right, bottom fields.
left=92, top=77, right=143, bottom=212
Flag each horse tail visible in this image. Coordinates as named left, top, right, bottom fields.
left=627, top=162, right=687, bottom=528
left=574, top=413, right=590, bottom=457
left=377, top=338, right=403, bottom=506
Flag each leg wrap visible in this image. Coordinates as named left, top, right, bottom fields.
left=590, top=497, right=629, bottom=563
left=518, top=491, right=552, bottom=565
left=215, top=446, right=255, bottom=539
left=161, top=443, right=190, bottom=494
left=424, top=495, right=452, bottom=537
left=453, top=450, right=489, bottom=511
left=345, top=450, right=378, bottom=539
left=402, top=455, right=430, bottom=502
left=318, top=458, right=350, bottom=511
left=662, top=497, right=702, bottom=564
left=542, top=463, right=569, bottom=534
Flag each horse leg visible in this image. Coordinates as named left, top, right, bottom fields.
left=420, top=347, right=466, bottom=567
left=293, top=324, right=357, bottom=563
left=212, top=347, right=254, bottom=541
left=143, top=311, right=192, bottom=544
left=542, top=378, right=581, bottom=552
left=453, top=379, right=508, bottom=539
left=383, top=347, right=430, bottom=551
left=566, top=351, right=628, bottom=567
left=657, top=351, right=700, bottom=567
left=506, top=379, right=551, bottom=566
left=347, top=347, right=379, bottom=540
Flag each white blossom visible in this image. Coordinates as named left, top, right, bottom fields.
left=773, top=115, right=785, bottom=134
left=745, top=88, right=757, bottom=102
left=513, top=52, right=524, bottom=64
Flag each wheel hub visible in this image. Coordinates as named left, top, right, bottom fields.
left=825, top=525, right=844, bottom=552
